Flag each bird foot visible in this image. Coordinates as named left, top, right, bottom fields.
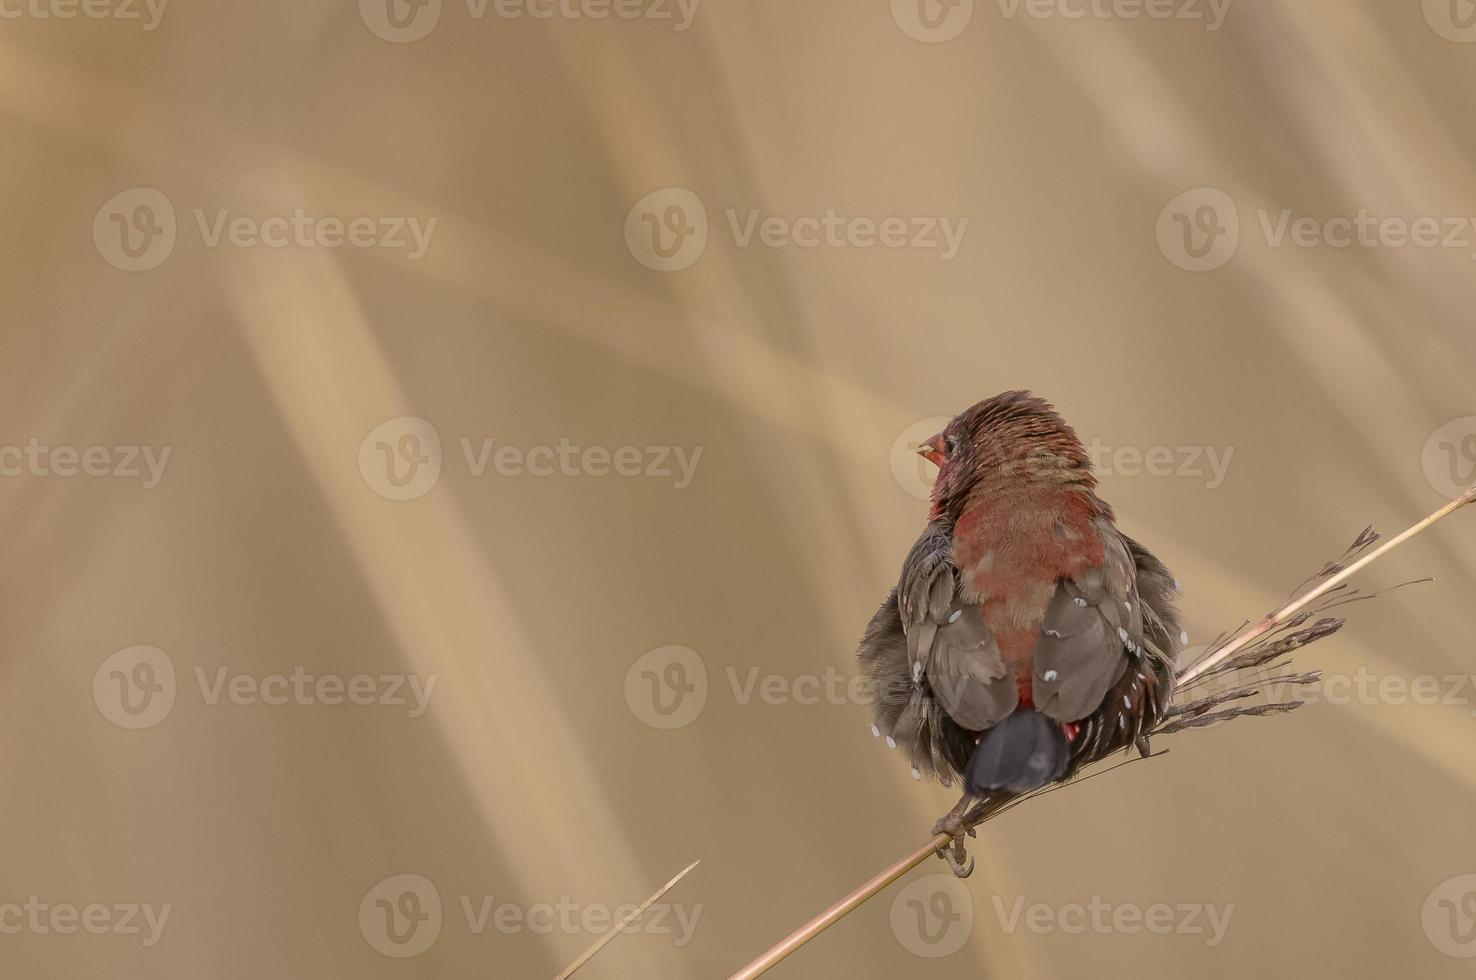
left=931, top=801, right=978, bottom=878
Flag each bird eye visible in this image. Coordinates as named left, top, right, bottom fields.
left=945, top=435, right=959, bottom=456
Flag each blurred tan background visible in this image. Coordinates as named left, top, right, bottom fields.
left=3, top=0, right=1476, bottom=976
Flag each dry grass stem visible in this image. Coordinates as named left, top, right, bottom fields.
left=728, top=485, right=1475, bottom=979
left=553, top=859, right=700, bottom=980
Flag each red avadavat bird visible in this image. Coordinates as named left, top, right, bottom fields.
left=859, top=392, right=1182, bottom=876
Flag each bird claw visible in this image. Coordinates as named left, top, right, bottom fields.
left=935, top=835, right=974, bottom=878
left=932, top=801, right=977, bottom=878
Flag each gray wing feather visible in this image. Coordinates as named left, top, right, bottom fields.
left=929, top=609, right=1017, bottom=728
left=858, top=521, right=1020, bottom=784
left=899, top=523, right=1017, bottom=730
left=1034, top=527, right=1143, bottom=722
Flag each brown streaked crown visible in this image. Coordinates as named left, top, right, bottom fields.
left=929, top=391, right=1096, bottom=522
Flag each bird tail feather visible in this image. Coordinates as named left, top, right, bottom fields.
left=964, top=709, right=1069, bottom=795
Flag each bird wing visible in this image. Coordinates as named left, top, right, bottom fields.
left=1033, top=524, right=1158, bottom=722
left=857, top=521, right=1018, bottom=783
left=898, top=522, right=1018, bottom=731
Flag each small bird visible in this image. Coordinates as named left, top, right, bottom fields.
left=858, top=392, right=1181, bottom=876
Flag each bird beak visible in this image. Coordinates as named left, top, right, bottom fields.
left=916, top=433, right=946, bottom=468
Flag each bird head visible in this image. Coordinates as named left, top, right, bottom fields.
left=919, top=391, right=1095, bottom=521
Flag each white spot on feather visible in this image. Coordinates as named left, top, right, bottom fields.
left=947, top=610, right=962, bottom=624
left=870, top=723, right=881, bottom=738
left=910, top=767, right=922, bottom=780
left=1118, top=627, right=1130, bottom=643
left=1124, top=601, right=1132, bottom=612
left=1073, top=597, right=1088, bottom=607
left=1043, top=669, right=1058, bottom=682
left=912, top=662, right=923, bottom=683
left=1180, top=630, right=1190, bottom=646
left=885, top=736, right=897, bottom=749
left=1123, top=695, right=1132, bottom=708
